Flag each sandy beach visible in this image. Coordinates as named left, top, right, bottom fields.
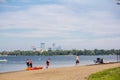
left=0, top=62, right=119, bottom=80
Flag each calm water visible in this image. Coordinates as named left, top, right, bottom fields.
left=0, top=55, right=117, bottom=73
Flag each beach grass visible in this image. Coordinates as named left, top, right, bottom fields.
left=87, top=67, right=120, bottom=80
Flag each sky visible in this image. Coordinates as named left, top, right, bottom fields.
left=0, top=0, right=120, bottom=51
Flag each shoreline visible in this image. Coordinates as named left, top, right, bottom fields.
left=0, top=62, right=119, bottom=80
left=0, top=61, right=119, bottom=74
left=0, top=55, right=117, bottom=73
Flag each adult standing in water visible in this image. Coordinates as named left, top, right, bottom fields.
left=46, top=58, right=50, bottom=68
left=76, top=55, right=79, bottom=65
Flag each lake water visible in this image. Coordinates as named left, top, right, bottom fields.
left=0, top=55, right=117, bottom=73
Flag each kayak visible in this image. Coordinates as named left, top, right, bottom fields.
left=25, top=66, right=43, bottom=70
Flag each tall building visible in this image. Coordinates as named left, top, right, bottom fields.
left=40, top=43, right=45, bottom=50
left=56, top=46, right=62, bottom=50
left=52, top=43, right=56, bottom=51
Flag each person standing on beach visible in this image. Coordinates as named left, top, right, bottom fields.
left=46, top=58, right=50, bottom=68
left=76, top=55, right=79, bottom=65
left=26, top=59, right=30, bottom=68
left=29, top=59, right=33, bottom=68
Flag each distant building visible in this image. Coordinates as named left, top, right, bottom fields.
left=48, top=47, right=52, bottom=51
left=33, top=47, right=36, bottom=51
left=41, top=43, right=45, bottom=51
left=32, top=46, right=36, bottom=51
left=56, top=46, right=62, bottom=50
left=52, top=43, right=56, bottom=51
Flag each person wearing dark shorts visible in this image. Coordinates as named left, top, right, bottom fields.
left=29, top=59, right=33, bottom=68
left=26, top=59, right=30, bottom=68
left=46, top=58, right=50, bottom=68
left=76, top=55, right=79, bottom=65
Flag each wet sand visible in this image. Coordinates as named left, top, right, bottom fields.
left=0, top=62, right=119, bottom=80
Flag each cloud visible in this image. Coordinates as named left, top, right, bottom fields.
left=0, top=4, right=120, bottom=39
left=5, top=0, right=31, bottom=3
left=59, top=0, right=94, bottom=4
left=0, top=0, right=120, bottom=50
left=54, top=37, right=120, bottom=50
left=18, top=0, right=32, bottom=3
left=0, top=0, right=7, bottom=3
left=0, top=4, right=77, bottom=37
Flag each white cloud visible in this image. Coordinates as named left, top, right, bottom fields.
left=55, top=37, right=120, bottom=50
left=9, top=0, right=32, bottom=3
left=0, top=0, right=7, bottom=3
left=19, top=0, right=31, bottom=3
left=59, top=0, right=95, bottom=4
left=0, top=1, right=120, bottom=50
left=0, top=4, right=120, bottom=39
left=0, top=4, right=78, bottom=37
left=0, top=0, right=31, bottom=3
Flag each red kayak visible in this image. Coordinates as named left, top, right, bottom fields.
left=26, top=66, right=43, bottom=70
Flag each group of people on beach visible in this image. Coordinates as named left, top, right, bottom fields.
left=26, top=55, right=80, bottom=69
left=26, top=59, right=33, bottom=68
left=94, top=58, right=104, bottom=64
left=26, top=58, right=51, bottom=69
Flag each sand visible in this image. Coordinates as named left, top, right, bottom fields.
left=0, top=62, right=120, bottom=80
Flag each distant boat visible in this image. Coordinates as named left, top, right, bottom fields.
left=0, top=59, right=8, bottom=62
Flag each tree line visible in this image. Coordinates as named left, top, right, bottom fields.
left=0, top=49, right=120, bottom=56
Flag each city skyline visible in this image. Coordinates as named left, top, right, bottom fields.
left=0, top=0, right=120, bottom=51
left=31, top=43, right=62, bottom=51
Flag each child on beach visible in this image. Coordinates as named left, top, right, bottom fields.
left=26, top=59, right=33, bottom=68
